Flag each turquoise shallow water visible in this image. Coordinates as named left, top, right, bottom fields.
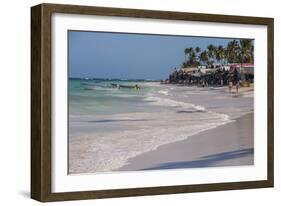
left=68, top=79, right=254, bottom=173
left=69, top=79, right=164, bottom=116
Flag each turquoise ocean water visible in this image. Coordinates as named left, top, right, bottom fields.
left=69, top=79, right=166, bottom=116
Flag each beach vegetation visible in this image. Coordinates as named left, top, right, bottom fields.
left=167, top=39, right=254, bottom=86
left=183, top=39, right=254, bottom=68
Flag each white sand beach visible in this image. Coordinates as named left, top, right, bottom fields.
left=118, top=113, right=253, bottom=171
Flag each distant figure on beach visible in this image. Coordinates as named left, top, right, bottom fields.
left=228, top=81, right=233, bottom=93
left=236, top=81, right=240, bottom=94
left=202, top=80, right=206, bottom=87
left=134, top=84, right=140, bottom=90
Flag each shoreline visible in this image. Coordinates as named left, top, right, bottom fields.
left=117, top=113, right=254, bottom=171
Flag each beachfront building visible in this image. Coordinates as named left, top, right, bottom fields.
left=167, top=63, right=254, bottom=87
left=181, top=67, right=199, bottom=74
left=168, top=66, right=225, bottom=86
left=229, top=63, right=254, bottom=85
left=229, top=63, right=254, bottom=74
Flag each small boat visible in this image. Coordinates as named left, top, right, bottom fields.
left=81, top=82, right=100, bottom=87
left=110, top=83, right=140, bottom=90
left=81, top=82, right=110, bottom=89
left=110, top=83, right=119, bottom=88
left=82, top=86, right=95, bottom=90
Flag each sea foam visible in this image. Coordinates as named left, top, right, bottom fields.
left=69, top=93, right=231, bottom=174
left=69, top=110, right=231, bottom=174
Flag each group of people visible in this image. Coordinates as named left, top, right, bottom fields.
left=163, top=67, right=253, bottom=94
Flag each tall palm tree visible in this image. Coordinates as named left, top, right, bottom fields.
left=207, top=44, right=216, bottom=66
left=239, top=39, right=253, bottom=65
left=199, top=51, right=209, bottom=65
left=216, top=45, right=226, bottom=65
left=184, top=47, right=193, bottom=61
left=226, top=40, right=240, bottom=63
left=195, top=47, right=201, bottom=63
left=188, top=50, right=197, bottom=66
left=184, top=47, right=201, bottom=67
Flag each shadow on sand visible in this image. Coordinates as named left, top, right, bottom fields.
left=141, top=148, right=254, bottom=170
left=176, top=110, right=205, bottom=114
left=88, top=119, right=148, bottom=123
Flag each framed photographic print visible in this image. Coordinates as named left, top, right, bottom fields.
left=31, top=3, right=274, bottom=202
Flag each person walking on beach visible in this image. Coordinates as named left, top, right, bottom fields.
left=228, top=81, right=233, bottom=93
left=236, top=80, right=240, bottom=94
left=134, top=84, right=140, bottom=90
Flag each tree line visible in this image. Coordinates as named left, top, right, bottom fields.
left=182, top=39, right=254, bottom=68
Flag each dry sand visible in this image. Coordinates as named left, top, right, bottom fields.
left=118, top=113, right=253, bottom=171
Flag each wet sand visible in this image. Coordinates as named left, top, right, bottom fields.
left=118, top=113, right=254, bottom=171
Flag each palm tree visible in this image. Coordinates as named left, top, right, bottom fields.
left=199, top=51, right=209, bottom=65
left=195, top=47, right=201, bottom=53
left=216, top=45, right=226, bottom=65
left=184, top=47, right=193, bottom=61
left=207, top=44, right=216, bottom=66
left=226, top=40, right=240, bottom=63
left=239, top=39, right=253, bottom=66
left=184, top=47, right=201, bottom=67
left=187, top=50, right=197, bottom=66
left=195, top=47, right=201, bottom=63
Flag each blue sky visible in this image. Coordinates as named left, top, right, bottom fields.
left=69, top=31, right=234, bottom=80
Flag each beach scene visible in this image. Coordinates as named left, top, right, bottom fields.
left=68, top=31, right=254, bottom=174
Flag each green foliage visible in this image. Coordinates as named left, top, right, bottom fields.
left=182, top=39, right=254, bottom=68
left=199, top=51, right=208, bottom=65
